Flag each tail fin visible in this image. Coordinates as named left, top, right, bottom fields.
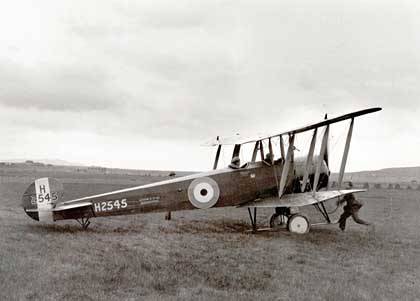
left=22, top=178, right=64, bottom=222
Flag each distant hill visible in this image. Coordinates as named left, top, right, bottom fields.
left=331, top=166, right=420, bottom=185
left=0, top=160, right=194, bottom=181
left=2, top=158, right=419, bottom=186
left=0, top=159, right=86, bottom=166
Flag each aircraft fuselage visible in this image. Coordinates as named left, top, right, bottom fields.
left=49, top=159, right=328, bottom=221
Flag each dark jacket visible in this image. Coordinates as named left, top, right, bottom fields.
left=338, top=193, right=369, bottom=226
left=339, top=193, right=362, bottom=213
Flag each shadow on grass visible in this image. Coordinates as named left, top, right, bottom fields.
left=23, top=223, right=96, bottom=234
left=21, top=217, right=373, bottom=250
left=164, top=219, right=251, bottom=235
left=23, top=222, right=146, bottom=234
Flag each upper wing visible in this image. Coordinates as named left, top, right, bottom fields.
left=203, top=107, right=381, bottom=146
left=238, top=189, right=367, bottom=208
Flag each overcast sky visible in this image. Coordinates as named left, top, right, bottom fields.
left=0, top=0, right=419, bottom=172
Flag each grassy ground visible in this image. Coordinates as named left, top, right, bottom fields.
left=0, top=173, right=419, bottom=300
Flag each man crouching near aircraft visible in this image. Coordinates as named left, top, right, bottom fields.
left=337, top=182, right=370, bottom=231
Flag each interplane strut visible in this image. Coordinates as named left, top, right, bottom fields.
left=313, top=125, right=329, bottom=195
left=301, top=128, right=318, bottom=192
left=338, top=118, right=354, bottom=188
left=278, top=134, right=295, bottom=197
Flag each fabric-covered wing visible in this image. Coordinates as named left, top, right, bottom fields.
left=238, top=189, right=366, bottom=208
left=203, top=107, right=381, bottom=146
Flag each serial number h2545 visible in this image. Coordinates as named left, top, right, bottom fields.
left=94, top=199, right=128, bottom=212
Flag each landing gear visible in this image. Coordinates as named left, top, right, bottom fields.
left=76, top=217, right=91, bottom=230
left=247, top=207, right=309, bottom=234
left=269, top=207, right=290, bottom=229
left=269, top=214, right=288, bottom=229
left=313, top=202, right=331, bottom=223
left=269, top=207, right=310, bottom=234
left=287, top=214, right=310, bottom=234
left=247, top=207, right=258, bottom=232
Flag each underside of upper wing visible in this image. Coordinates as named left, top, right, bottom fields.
left=238, top=189, right=367, bottom=208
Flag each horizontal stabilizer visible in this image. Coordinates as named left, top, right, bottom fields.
left=53, top=201, right=93, bottom=212
left=24, top=201, right=92, bottom=212
left=238, top=189, right=366, bottom=208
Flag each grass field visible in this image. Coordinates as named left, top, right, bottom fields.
left=0, top=171, right=419, bottom=300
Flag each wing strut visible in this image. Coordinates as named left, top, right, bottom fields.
left=213, top=145, right=221, bottom=170
left=232, top=144, right=241, bottom=159
left=338, top=118, right=354, bottom=188
left=251, top=141, right=259, bottom=163
left=259, top=140, right=265, bottom=161
left=313, top=125, right=329, bottom=195
left=301, top=128, right=317, bottom=192
left=278, top=134, right=295, bottom=197
left=268, top=138, right=274, bottom=163
left=279, top=135, right=285, bottom=160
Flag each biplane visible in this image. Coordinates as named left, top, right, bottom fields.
left=22, top=107, right=381, bottom=234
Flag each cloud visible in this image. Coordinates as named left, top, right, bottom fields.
left=0, top=59, right=123, bottom=112
left=0, top=0, right=419, bottom=171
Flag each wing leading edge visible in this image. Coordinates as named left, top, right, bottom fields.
left=203, top=107, right=381, bottom=146
left=238, top=189, right=367, bottom=208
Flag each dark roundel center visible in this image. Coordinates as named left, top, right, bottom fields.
left=200, top=189, right=208, bottom=196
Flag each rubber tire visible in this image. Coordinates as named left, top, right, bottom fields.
left=269, top=214, right=288, bottom=229
left=287, top=214, right=310, bottom=234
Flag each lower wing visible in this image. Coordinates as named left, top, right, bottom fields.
left=238, top=189, right=366, bottom=208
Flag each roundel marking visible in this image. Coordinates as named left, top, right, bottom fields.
left=188, top=177, right=220, bottom=209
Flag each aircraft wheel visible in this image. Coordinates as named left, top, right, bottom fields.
left=269, top=214, right=288, bottom=229
left=287, top=214, right=310, bottom=234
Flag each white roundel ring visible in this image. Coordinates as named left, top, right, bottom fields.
left=187, top=177, right=220, bottom=209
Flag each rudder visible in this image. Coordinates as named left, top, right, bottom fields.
left=22, top=178, right=64, bottom=222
